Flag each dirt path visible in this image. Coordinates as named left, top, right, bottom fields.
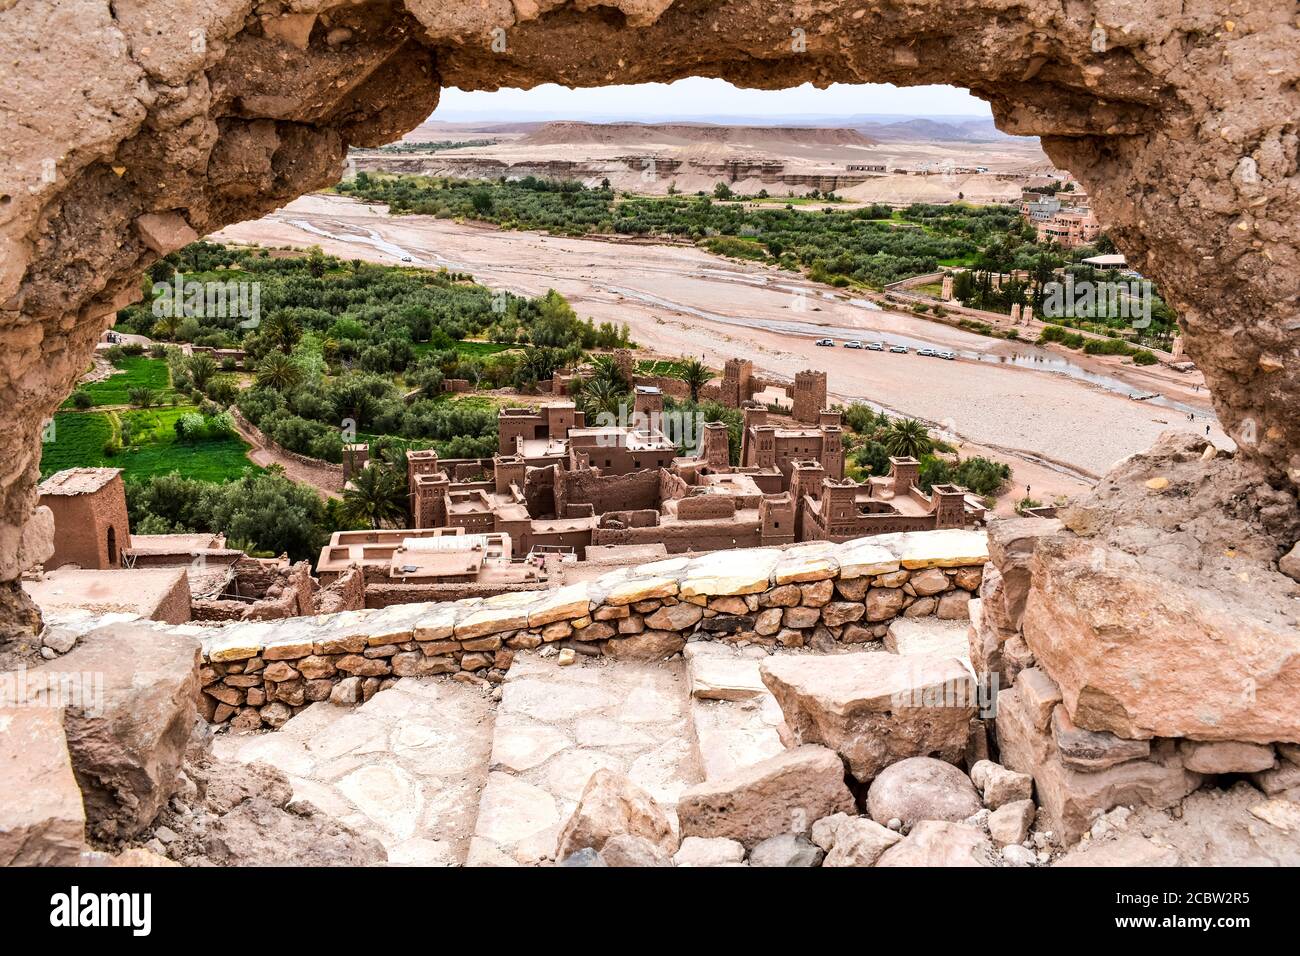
left=229, top=410, right=343, bottom=499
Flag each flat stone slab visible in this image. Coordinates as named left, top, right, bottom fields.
left=469, top=653, right=701, bottom=866
left=0, top=707, right=86, bottom=866
left=684, top=643, right=768, bottom=701
left=215, top=675, right=494, bottom=866
left=885, top=618, right=974, bottom=672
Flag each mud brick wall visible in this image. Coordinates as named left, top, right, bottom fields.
left=198, top=530, right=988, bottom=732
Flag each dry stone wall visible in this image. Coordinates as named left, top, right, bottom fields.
left=197, top=530, right=989, bottom=732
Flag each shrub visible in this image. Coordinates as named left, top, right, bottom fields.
left=71, top=390, right=93, bottom=409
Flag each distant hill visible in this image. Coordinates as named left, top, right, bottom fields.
left=518, top=121, right=877, bottom=148
left=852, top=118, right=1013, bottom=142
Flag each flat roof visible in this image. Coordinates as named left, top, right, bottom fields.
left=1081, top=253, right=1127, bottom=266
left=24, top=567, right=187, bottom=618
left=38, top=467, right=121, bottom=496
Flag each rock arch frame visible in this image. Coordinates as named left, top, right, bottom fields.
left=1, top=0, right=1297, bottom=616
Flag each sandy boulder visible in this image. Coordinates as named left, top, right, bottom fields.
left=556, top=769, right=676, bottom=859
left=760, top=652, right=974, bottom=782
left=866, top=757, right=981, bottom=828
left=29, top=624, right=200, bottom=840
left=677, top=745, right=855, bottom=849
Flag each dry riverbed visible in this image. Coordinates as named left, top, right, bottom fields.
left=213, top=194, right=1229, bottom=509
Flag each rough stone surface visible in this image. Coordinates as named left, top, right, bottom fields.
left=598, top=832, right=673, bottom=867
left=672, top=835, right=745, bottom=867
left=987, top=799, right=1035, bottom=846
left=29, top=625, right=199, bottom=840
left=215, top=675, right=492, bottom=866
left=0, top=706, right=86, bottom=865
left=996, top=685, right=1202, bottom=843
left=866, top=757, right=982, bottom=828
left=1029, top=434, right=1300, bottom=743
left=761, top=653, right=975, bottom=783
left=749, top=832, right=823, bottom=867
left=677, top=745, right=855, bottom=849
left=875, top=821, right=993, bottom=867
left=822, top=817, right=903, bottom=867
left=1178, top=740, right=1277, bottom=775
left=556, top=768, right=677, bottom=859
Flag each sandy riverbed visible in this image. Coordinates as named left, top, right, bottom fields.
left=213, top=194, right=1227, bottom=507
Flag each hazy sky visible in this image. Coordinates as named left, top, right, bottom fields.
left=435, top=78, right=990, bottom=119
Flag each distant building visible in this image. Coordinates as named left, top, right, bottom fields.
left=38, top=468, right=131, bottom=571
left=1034, top=207, right=1101, bottom=248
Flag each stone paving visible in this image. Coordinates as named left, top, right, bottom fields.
left=467, top=653, right=702, bottom=866
left=214, top=676, right=494, bottom=866
left=684, top=643, right=786, bottom=782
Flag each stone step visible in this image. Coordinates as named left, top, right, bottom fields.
left=467, top=652, right=701, bottom=866
left=885, top=617, right=973, bottom=672
left=213, top=675, right=495, bottom=866
left=683, top=643, right=786, bottom=783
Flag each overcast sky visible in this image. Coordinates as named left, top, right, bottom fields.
left=435, top=79, right=990, bottom=120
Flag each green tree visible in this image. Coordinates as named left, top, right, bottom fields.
left=679, top=357, right=711, bottom=403
left=255, top=352, right=305, bottom=392
left=883, top=418, right=934, bottom=458
left=340, top=463, right=408, bottom=529
left=186, top=354, right=218, bottom=391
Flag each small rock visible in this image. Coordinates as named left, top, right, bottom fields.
left=810, top=812, right=853, bottom=851
left=823, top=818, right=902, bottom=867
left=556, top=769, right=676, bottom=859
left=558, top=848, right=607, bottom=867
left=673, top=836, right=746, bottom=867
left=1281, top=543, right=1300, bottom=582
left=557, top=648, right=576, bottom=666
left=41, top=629, right=77, bottom=654
left=1002, top=844, right=1036, bottom=866
left=749, top=833, right=823, bottom=867
left=153, top=825, right=178, bottom=845
left=329, top=677, right=362, bottom=705
left=987, top=800, right=1035, bottom=846
left=982, top=764, right=1034, bottom=809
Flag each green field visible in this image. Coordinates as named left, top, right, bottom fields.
left=41, top=406, right=259, bottom=482
left=65, top=356, right=175, bottom=407
left=637, top=359, right=692, bottom=378
left=411, top=339, right=514, bottom=359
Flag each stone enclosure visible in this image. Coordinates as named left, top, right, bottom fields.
left=198, top=530, right=989, bottom=731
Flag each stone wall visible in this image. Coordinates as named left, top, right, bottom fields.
left=197, top=530, right=988, bottom=731
left=970, top=502, right=1300, bottom=844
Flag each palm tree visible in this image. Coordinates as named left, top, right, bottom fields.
left=883, top=418, right=933, bottom=458
left=679, top=357, right=711, bottom=403
left=340, top=464, right=408, bottom=529
left=151, top=311, right=181, bottom=341
left=588, top=354, right=629, bottom=393
left=127, top=386, right=156, bottom=408
left=582, top=376, right=626, bottom=419
left=255, top=352, right=304, bottom=392
left=186, top=354, right=218, bottom=391
left=261, top=310, right=302, bottom=353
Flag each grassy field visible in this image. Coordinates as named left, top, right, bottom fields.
left=65, top=356, right=175, bottom=407
left=41, top=406, right=259, bottom=482
left=637, top=359, right=692, bottom=378
left=411, top=339, right=514, bottom=358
